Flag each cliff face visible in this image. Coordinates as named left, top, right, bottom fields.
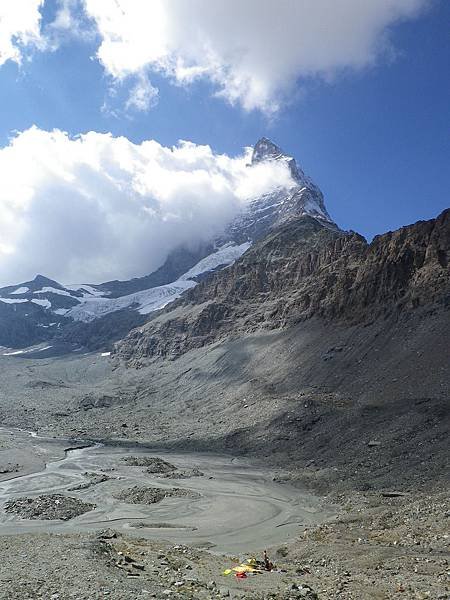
left=114, top=209, right=450, bottom=363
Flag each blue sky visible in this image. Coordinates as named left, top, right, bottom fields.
left=0, top=0, right=448, bottom=285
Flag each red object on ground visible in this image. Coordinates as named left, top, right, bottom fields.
left=235, top=572, right=247, bottom=579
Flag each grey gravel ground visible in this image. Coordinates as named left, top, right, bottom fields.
left=0, top=428, right=448, bottom=599
left=0, top=312, right=448, bottom=599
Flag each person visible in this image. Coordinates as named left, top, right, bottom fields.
left=263, top=550, right=273, bottom=571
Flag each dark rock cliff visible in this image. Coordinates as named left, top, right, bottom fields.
left=114, top=209, right=450, bottom=363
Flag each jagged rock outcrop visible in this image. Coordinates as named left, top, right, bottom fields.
left=114, top=209, right=450, bottom=363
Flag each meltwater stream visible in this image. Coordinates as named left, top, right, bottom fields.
left=0, top=428, right=331, bottom=554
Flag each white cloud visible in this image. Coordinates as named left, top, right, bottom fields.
left=125, top=72, right=159, bottom=112
left=46, top=0, right=96, bottom=45
left=0, top=0, right=46, bottom=66
left=50, top=0, right=81, bottom=32
left=0, top=1, right=430, bottom=111
left=0, top=127, right=293, bottom=286
left=81, top=0, right=428, bottom=113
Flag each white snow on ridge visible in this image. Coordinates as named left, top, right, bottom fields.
left=34, top=286, right=73, bottom=297
left=180, top=242, right=251, bottom=281
left=3, top=344, right=53, bottom=356
left=0, top=298, right=28, bottom=304
left=66, top=279, right=196, bottom=321
left=65, top=283, right=108, bottom=297
left=65, top=241, right=251, bottom=322
left=31, top=299, right=51, bottom=309
left=11, top=286, right=29, bottom=295
left=137, top=281, right=196, bottom=315
left=252, top=201, right=283, bottom=214
left=302, top=197, right=328, bottom=220
left=0, top=242, right=252, bottom=322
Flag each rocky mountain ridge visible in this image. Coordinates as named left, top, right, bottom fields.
left=114, top=209, right=450, bottom=364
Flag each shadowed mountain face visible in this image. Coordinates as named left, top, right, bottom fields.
left=113, top=209, right=450, bottom=364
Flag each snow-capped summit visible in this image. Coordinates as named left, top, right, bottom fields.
left=227, top=137, right=335, bottom=243
left=251, top=137, right=286, bottom=163
left=252, top=137, right=314, bottom=188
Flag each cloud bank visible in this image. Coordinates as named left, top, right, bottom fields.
left=0, top=0, right=45, bottom=66
left=82, top=0, right=428, bottom=113
left=0, top=1, right=428, bottom=112
left=0, top=127, right=294, bottom=286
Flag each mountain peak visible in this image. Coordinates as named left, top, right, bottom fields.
left=238, top=137, right=335, bottom=237
left=252, top=137, right=285, bottom=164
left=251, top=137, right=304, bottom=185
left=32, top=274, right=61, bottom=287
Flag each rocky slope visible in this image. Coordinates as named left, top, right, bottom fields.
left=114, top=209, right=450, bottom=363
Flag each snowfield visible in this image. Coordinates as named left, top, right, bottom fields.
left=33, top=286, right=73, bottom=297
left=0, top=298, right=28, bottom=304
left=65, top=242, right=251, bottom=322
left=31, top=299, right=51, bottom=309
left=0, top=243, right=250, bottom=323
left=179, top=242, right=251, bottom=280
left=64, top=284, right=108, bottom=297
left=66, top=279, right=196, bottom=322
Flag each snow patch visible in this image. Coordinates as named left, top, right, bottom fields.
left=65, top=284, right=108, bottom=297
left=3, top=344, right=52, bottom=356
left=34, top=286, right=73, bottom=297
left=0, top=298, right=28, bottom=304
left=31, top=299, right=51, bottom=309
left=180, top=242, right=251, bottom=281
left=10, top=286, right=29, bottom=295
left=299, top=201, right=328, bottom=221
left=66, top=279, right=196, bottom=322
